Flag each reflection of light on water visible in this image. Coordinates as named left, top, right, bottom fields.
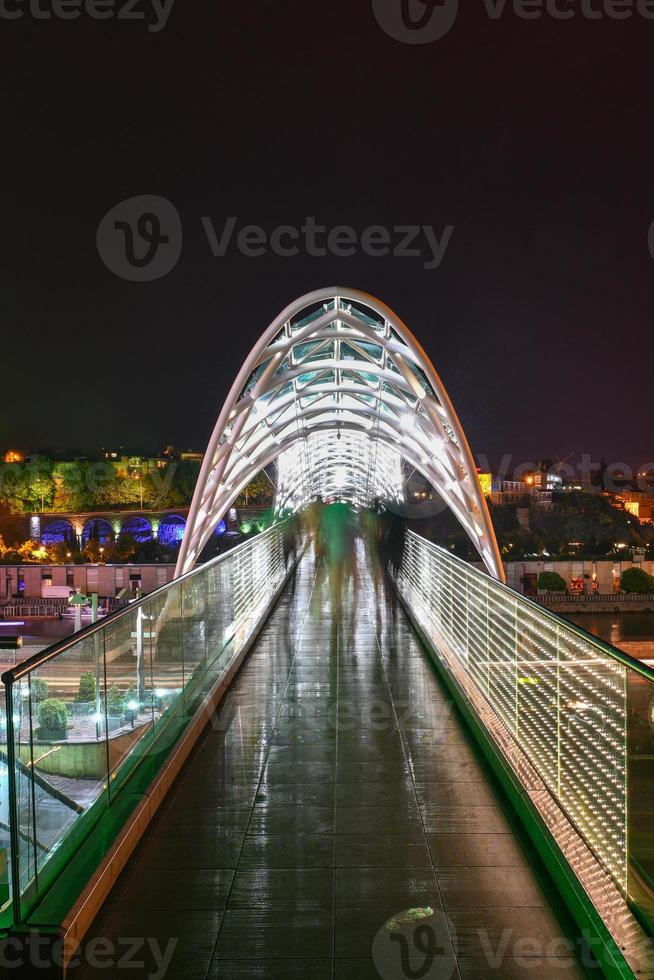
left=610, top=621, right=620, bottom=645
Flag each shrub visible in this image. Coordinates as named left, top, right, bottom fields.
left=124, top=685, right=138, bottom=708
left=106, top=685, right=125, bottom=717
left=621, top=567, right=654, bottom=594
left=31, top=678, right=49, bottom=703
left=537, top=571, right=567, bottom=593
left=37, top=698, right=68, bottom=733
left=77, top=671, right=96, bottom=702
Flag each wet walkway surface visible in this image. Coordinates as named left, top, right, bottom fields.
left=73, top=551, right=589, bottom=979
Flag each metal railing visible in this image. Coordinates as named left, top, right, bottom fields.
left=398, top=530, right=654, bottom=933
left=0, top=523, right=289, bottom=927
left=535, top=591, right=654, bottom=604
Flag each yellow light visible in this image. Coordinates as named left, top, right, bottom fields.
left=477, top=472, right=492, bottom=496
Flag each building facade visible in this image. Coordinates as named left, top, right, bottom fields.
left=0, top=563, right=177, bottom=602
left=505, top=558, right=654, bottom=595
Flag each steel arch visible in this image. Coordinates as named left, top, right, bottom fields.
left=176, top=287, right=504, bottom=581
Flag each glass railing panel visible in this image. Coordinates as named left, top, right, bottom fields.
left=181, top=572, right=208, bottom=692
left=556, top=625, right=627, bottom=891
left=0, top=683, right=11, bottom=918
left=11, top=676, right=38, bottom=915
left=466, top=572, right=490, bottom=698
left=28, top=631, right=108, bottom=896
left=148, top=583, right=184, bottom=734
left=397, top=531, right=647, bottom=917
left=0, top=521, right=293, bottom=926
left=204, top=560, right=228, bottom=663
left=515, top=602, right=559, bottom=793
left=486, top=582, right=518, bottom=737
left=627, top=669, right=654, bottom=930
left=102, top=604, right=154, bottom=786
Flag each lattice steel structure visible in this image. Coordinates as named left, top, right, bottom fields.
left=177, top=288, right=504, bottom=580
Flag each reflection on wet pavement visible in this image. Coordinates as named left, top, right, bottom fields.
left=73, top=549, right=588, bottom=979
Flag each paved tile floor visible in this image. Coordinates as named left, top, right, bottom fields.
left=73, top=550, right=590, bottom=979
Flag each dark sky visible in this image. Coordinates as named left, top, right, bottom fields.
left=2, top=0, right=652, bottom=473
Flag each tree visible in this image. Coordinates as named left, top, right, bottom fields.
left=31, top=678, right=49, bottom=703
left=107, top=685, right=125, bottom=717
left=24, top=473, right=55, bottom=512
left=621, top=567, right=654, bottom=594
left=159, top=460, right=201, bottom=507
left=236, top=472, right=273, bottom=507
left=10, top=461, right=56, bottom=513
left=51, top=541, right=78, bottom=563
left=537, top=571, right=567, bottom=593
left=52, top=461, right=93, bottom=512
left=83, top=538, right=107, bottom=564
left=112, top=534, right=138, bottom=562
left=0, top=463, right=26, bottom=512
left=36, top=699, right=68, bottom=735
left=17, top=539, right=52, bottom=563
left=77, top=672, right=96, bottom=702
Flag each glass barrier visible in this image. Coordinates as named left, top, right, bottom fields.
left=0, top=522, right=289, bottom=927
left=398, top=530, right=654, bottom=932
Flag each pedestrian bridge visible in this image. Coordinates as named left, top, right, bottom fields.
left=1, top=290, right=653, bottom=979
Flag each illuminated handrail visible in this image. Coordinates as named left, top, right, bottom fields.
left=403, top=534, right=654, bottom=683
left=398, top=529, right=654, bottom=929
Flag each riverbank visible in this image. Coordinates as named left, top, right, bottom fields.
left=535, top=594, right=654, bottom=614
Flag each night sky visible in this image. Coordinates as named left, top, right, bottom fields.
left=2, top=1, right=652, bottom=473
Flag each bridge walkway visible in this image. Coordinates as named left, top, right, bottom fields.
left=71, top=549, right=589, bottom=979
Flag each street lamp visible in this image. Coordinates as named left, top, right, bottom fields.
left=135, top=473, right=144, bottom=509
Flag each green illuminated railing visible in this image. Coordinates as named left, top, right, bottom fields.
left=398, top=530, right=654, bottom=936
left=0, top=522, right=290, bottom=928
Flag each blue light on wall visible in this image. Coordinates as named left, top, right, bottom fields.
left=215, top=519, right=226, bottom=536
left=158, top=515, right=186, bottom=546
left=120, top=517, right=153, bottom=543
left=42, top=520, right=75, bottom=545
left=82, top=519, right=113, bottom=546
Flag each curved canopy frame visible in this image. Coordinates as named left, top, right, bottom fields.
left=177, top=288, right=504, bottom=581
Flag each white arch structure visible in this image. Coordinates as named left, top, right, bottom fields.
left=176, top=288, right=505, bottom=582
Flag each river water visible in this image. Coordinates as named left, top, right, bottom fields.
left=0, top=614, right=87, bottom=671
left=565, top=612, right=654, bottom=654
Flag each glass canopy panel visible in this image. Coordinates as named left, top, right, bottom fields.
left=275, top=430, right=404, bottom=513
left=344, top=301, right=385, bottom=333
left=289, top=300, right=334, bottom=333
